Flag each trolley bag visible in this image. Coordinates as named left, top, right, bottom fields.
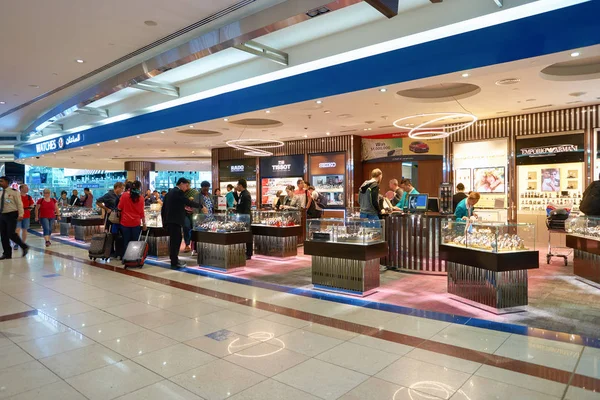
left=122, top=229, right=149, bottom=269
left=89, top=215, right=113, bottom=261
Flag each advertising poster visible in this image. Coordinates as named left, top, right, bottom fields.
left=473, top=167, right=506, bottom=193
left=362, top=132, right=443, bottom=162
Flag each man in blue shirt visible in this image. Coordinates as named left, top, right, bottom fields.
left=396, top=179, right=419, bottom=209
left=225, top=184, right=235, bottom=209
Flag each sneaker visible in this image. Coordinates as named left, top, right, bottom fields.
left=45, top=241, right=51, bottom=247
left=184, top=246, right=191, bottom=253
left=13, top=245, right=18, bottom=250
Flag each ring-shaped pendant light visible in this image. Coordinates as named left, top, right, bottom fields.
left=226, top=139, right=284, bottom=156
left=393, top=112, right=478, bottom=140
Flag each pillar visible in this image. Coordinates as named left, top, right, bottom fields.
left=124, top=161, right=155, bottom=192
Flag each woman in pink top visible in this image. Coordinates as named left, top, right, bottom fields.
left=35, top=188, right=61, bottom=246
left=118, top=181, right=146, bottom=258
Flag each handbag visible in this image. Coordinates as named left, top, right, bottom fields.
left=108, top=209, right=121, bottom=224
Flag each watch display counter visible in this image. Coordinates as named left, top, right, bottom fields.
left=440, top=220, right=539, bottom=310
left=565, top=215, right=600, bottom=287
left=192, top=213, right=252, bottom=272
left=58, top=205, right=79, bottom=236
left=304, top=218, right=387, bottom=296
left=71, top=209, right=103, bottom=242
left=251, top=210, right=302, bottom=257
left=144, top=207, right=168, bottom=257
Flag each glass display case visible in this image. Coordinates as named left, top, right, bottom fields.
left=73, top=208, right=102, bottom=219
left=442, top=220, right=535, bottom=252
left=252, top=210, right=301, bottom=227
left=306, top=218, right=384, bottom=245
left=193, top=213, right=251, bottom=233
left=144, top=208, right=163, bottom=228
left=565, top=215, right=600, bottom=239
left=59, top=205, right=80, bottom=218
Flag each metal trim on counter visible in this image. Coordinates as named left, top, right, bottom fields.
left=59, top=222, right=73, bottom=237
left=196, top=243, right=246, bottom=273
left=383, top=213, right=449, bottom=274
left=254, top=235, right=298, bottom=258
left=566, top=235, right=600, bottom=287
left=312, top=256, right=380, bottom=297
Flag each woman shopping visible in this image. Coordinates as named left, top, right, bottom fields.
left=118, top=181, right=146, bottom=259
left=35, top=188, right=61, bottom=246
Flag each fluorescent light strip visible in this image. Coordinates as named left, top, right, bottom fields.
left=54, top=0, right=590, bottom=136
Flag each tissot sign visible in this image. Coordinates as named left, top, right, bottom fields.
left=260, top=155, right=304, bottom=178
left=516, top=133, right=584, bottom=165
left=34, top=134, right=84, bottom=154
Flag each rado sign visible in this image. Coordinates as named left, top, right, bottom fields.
left=516, top=133, right=584, bottom=165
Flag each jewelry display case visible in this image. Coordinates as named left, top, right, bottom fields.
left=440, top=220, right=539, bottom=311
left=71, top=209, right=103, bottom=241
left=144, top=207, right=168, bottom=257
left=192, top=213, right=252, bottom=272
left=58, top=206, right=79, bottom=236
left=565, top=215, right=600, bottom=287
left=304, top=218, right=388, bottom=296
left=251, top=210, right=302, bottom=257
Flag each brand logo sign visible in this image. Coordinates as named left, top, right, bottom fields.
left=35, top=134, right=83, bottom=154
left=520, top=144, right=578, bottom=157
left=272, top=160, right=291, bottom=171
left=230, top=165, right=244, bottom=173
left=319, top=162, right=337, bottom=168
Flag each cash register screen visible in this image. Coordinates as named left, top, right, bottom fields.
left=408, top=194, right=429, bottom=213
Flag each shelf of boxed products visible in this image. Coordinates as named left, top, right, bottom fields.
left=519, top=190, right=582, bottom=213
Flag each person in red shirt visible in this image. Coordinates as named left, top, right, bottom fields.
left=15, top=184, right=35, bottom=249
left=35, top=188, right=61, bottom=246
left=118, top=180, right=146, bottom=258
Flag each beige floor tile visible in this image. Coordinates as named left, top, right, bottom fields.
left=39, top=343, right=125, bottom=379
left=269, top=329, right=343, bottom=357
left=0, top=360, right=60, bottom=399
left=225, top=342, right=308, bottom=377
left=338, top=377, right=405, bottom=400
left=0, top=343, right=34, bottom=369
left=564, top=386, right=600, bottom=400
left=6, top=380, right=86, bottom=400
left=103, top=302, right=161, bottom=318
left=494, top=335, right=582, bottom=372
left=115, top=380, right=203, bottom=400
left=152, top=318, right=219, bottom=342
left=56, top=309, right=121, bottom=330
left=316, top=342, right=401, bottom=375
left=18, top=330, right=95, bottom=359
left=229, top=379, right=320, bottom=400
left=406, top=348, right=482, bottom=374
left=101, top=330, right=177, bottom=358
left=452, top=375, right=560, bottom=400
left=196, top=309, right=257, bottom=330
left=133, top=343, right=216, bottom=377
left=300, top=323, right=358, bottom=341
left=78, top=319, right=146, bottom=342
left=349, top=334, right=413, bottom=356
left=185, top=330, right=260, bottom=358
left=82, top=294, right=138, bottom=309
left=263, top=313, right=311, bottom=329
left=228, top=318, right=298, bottom=338
left=124, top=309, right=189, bottom=329
left=475, top=364, right=566, bottom=397
left=164, top=300, right=223, bottom=318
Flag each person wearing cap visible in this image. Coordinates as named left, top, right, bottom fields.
left=161, top=178, right=202, bottom=269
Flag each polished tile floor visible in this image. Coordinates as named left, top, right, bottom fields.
left=0, top=236, right=598, bottom=399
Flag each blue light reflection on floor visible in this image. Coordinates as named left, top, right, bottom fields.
left=31, top=230, right=600, bottom=348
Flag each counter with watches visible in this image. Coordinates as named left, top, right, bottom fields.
left=304, top=218, right=388, bottom=296
left=57, top=205, right=79, bottom=236
left=71, top=208, right=103, bottom=242
left=251, top=210, right=302, bottom=257
left=192, top=213, right=252, bottom=272
left=144, top=207, right=169, bottom=257
left=440, top=219, right=539, bottom=310
left=565, top=215, right=600, bottom=287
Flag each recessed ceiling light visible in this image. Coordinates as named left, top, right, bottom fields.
left=115, top=140, right=119, bottom=143
left=191, top=151, right=195, bottom=154
left=326, top=132, right=330, bottom=135
left=29, top=84, right=39, bottom=88
left=265, top=110, right=271, bottom=114
left=136, top=135, right=140, bottom=138
left=379, top=88, right=387, bottom=92
left=75, top=59, right=85, bottom=64
left=160, top=131, right=165, bottom=134
left=0, top=101, right=5, bottom=105
left=571, top=51, right=581, bottom=57
left=461, top=73, right=470, bottom=78
left=324, top=110, right=331, bottom=114
left=315, top=100, right=323, bottom=104
left=144, top=20, right=158, bottom=26
left=97, top=144, right=100, bottom=146
left=303, top=135, right=308, bottom=138
left=223, top=118, right=229, bottom=122
left=189, top=125, right=194, bottom=128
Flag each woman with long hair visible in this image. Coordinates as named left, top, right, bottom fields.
left=35, top=188, right=61, bottom=246
left=118, top=180, right=146, bottom=258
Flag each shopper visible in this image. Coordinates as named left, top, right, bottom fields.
left=273, top=190, right=283, bottom=209
left=358, top=168, right=383, bottom=220
left=35, top=188, right=61, bottom=247
left=280, top=185, right=302, bottom=210
left=306, top=186, right=322, bottom=219
left=70, top=189, right=80, bottom=206
left=58, top=191, right=69, bottom=206
left=160, top=190, right=167, bottom=201
left=97, top=182, right=125, bottom=235
left=396, top=179, right=420, bottom=209
left=453, top=183, right=468, bottom=212
left=580, top=174, right=600, bottom=216
left=389, top=179, right=404, bottom=204
left=214, top=188, right=221, bottom=197
left=225, top=184, right=236, bottom=209
left=118, top=181, right=146, bottom=259
left=162, top=178, right=201, bottom=269
left=182, top=185, right=201, bottom=253
left=152, top=191, right=163, bottom=205
left=144, top=189, right=154, bottom=207
left=455, top=192, right=481, bottom=221
left=80, top=188, right=94, bottom=208
left=294, top=179, right=307, bottom=208
left=15, top=184, right=35, bottom=250
left=234, top=179, right=253, bottom=260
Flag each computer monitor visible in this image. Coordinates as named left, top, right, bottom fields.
left=428, top=197, right=440, bottom=213
left=408, top=194, right=429, bottom=213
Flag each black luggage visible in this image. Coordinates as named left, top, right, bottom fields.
left=89, top=232, right=113, bottom=261
left=122, top=230, right=149, bottom=269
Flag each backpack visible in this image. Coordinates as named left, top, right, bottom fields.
left=316, top=192, right=327, bottom=209
left=580, top=181, right=600, bottom=216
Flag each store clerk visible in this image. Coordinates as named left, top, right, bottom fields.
left=454, top=192, right=481, bottom=221
left=395, top=179, right=419, bottom=210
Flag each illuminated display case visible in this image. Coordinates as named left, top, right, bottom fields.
left=306, top=218, right=384, bottom=245
left=442, top=220, right=535, bottom=253
left=193, top=213, right=250, bottom=233
left=309, top=153, right=346, bottom=209
left=565, top=215, right=600, bottom=239
left=144, top=208, right=163, bottom=228
left=252, top=210, right=301, bottom=227
left=251, top=210, right=302, bottom=257
left=73, top=208, right=102, bottom=219
left=565, top=215, right=600, bottom=286
left=71, top=209, right=103, bottom=241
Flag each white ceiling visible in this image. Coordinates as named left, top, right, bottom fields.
left=22, top=44, right=600, bottom=171
left=0, top=0, right=282, bottom=133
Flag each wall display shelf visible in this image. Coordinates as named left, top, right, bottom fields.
left=309, top=153, right=347, bottom=209
left=304, top=218, right=387, bottom=296
left=566, top=215, right=600, bottom=287
left=192, top=214, right=252, bottom=272
left=440, top=220, right=539, bottom=311
left=251, top=210, right=302, bottom=257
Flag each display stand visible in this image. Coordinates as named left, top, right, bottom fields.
left=305, top=241, right=387, bottom=297
left=71, top=218, right=104, bottom=242
left=252, top=225, right=302, bottom=257
left=566, top=235, right=600, bottom=289
left=147, top=227, right=169, bottom=257
left=59, top=217, right=73, bottom=237
left=192, top=231, right=252, bottom=273
left=440, top=244, right=539, bottom=312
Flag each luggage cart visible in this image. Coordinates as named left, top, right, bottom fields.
left=545, top=209, right=572, bottom=266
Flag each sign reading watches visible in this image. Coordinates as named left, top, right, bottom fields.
left=35, top=134, right=84, bottom=154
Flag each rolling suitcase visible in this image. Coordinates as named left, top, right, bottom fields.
left=89, top=216, right=112, bottom=262
left=122, top=230, right=149, bottom=269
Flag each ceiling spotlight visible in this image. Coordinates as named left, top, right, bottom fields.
left=223, top=118, right=229, bottom=122
left=0, top=101, right=5, bottom=105
left=29, top=84, right=39, bottom=88
left=461, top=73, right=470, bottom=78
left=265, top=110, right=271, bottom=114
left=144, top=20, right=158, bottom=26
left=379, top=88, right=387, bottom=93
left=96, top=144, right=100, bottom=146
left=189, top=125, right=194, bottom=128
left=191, top=151, right=195, bottom=154
left=571, top=51, right=581, bottom=57
left=75, top=59, right=85, bottom=63
left=115, top=140, right=119, bottom=143
left=326, top=132, right=331, bottom=136
left=303, top=135, right=308, bottom=138
left=316, top=100, right=323, bottom=104
left=160, top=131, right=165, bottom=134
left=136, top=135, right=140, bottom=138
